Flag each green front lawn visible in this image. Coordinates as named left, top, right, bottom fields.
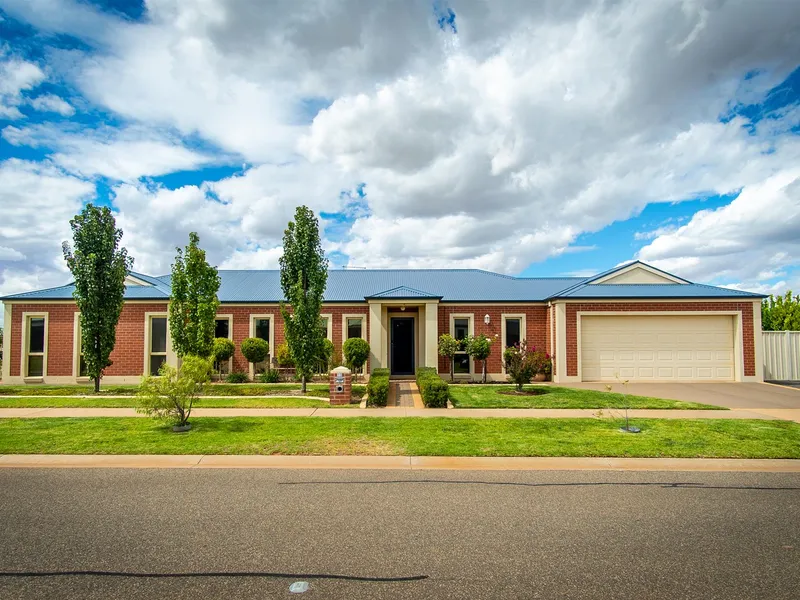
left=448, top=385, right=726, bottom=410
left=0, top=397, right=359, bottom=408
left=0, top=383, right=367, bottom=400
left=0, top=417, right=797, bottom=458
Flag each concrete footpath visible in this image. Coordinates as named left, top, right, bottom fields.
left=2, top=406, right=800, bottom=421
left=1, top=454, right=799, bottom=471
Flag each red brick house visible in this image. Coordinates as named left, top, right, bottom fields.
left=1, top=261, right=765, bottom=384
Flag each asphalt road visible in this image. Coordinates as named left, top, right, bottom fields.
left=1, top=468, right=798, bottom=599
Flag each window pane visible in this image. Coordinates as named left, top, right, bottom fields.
left=454, top=353, right=470, bottom=374
left=150, top=354, right=166, bottom=376
left=215, top=319, right=229, bottom=339
left=505, top=318, right=521, bottom=348
left=79, top=355, right=88, bottom=377
left=27, top=355, right=43, bottom=377
left=151, top=317, right=167, bottom=353
left=454, top=318, right=469, bottom=341
left=320, top=317, right=328, bottom=337
left=255, top=318, right=270, bottom=341
left=28, top=318, right=45, bottom=353
left=347, top=318, right=362, bottom=339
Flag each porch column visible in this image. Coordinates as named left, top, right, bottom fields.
left=368, top=301, right=383, bottom=371
left=424, top=300, right=439, bottom=369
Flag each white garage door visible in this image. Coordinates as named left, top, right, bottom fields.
left=580, top=315, right=735, bottom=381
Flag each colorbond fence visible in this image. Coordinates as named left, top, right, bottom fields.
left=763, top=331, right=800, bottom=381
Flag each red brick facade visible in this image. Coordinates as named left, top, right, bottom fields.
left=437, top=304, right=549, bottom=374
left=564, top=302, right=756, bottom=377
left=5, top=302, right=369, bottom=379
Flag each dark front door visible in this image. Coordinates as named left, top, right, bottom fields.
left=390, top=318, right=415, bottom=376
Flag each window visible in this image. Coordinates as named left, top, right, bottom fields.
left=76, top=326, right=88, bottom=377
left=250, top=316, right=273, bottom=373
left=320, top=314, right=332, bottom=340
left=505, top=318, right=521, bottom=348
left=214, top=318, right=229, bottom=339
left=347, top=317, right=362, bottom=339
left=149, top=316, right=167, bottom=375
left=254, top=318, right=270, bottom=343
left=452, top=316, right=472, bottom=375
left=26, top=316, right=45, bottom=377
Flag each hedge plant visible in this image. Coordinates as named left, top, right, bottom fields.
left=416, top=367, right=449, bottom=408
left=367, top=368, right=390, bottom=407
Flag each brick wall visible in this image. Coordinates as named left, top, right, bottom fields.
left=564, top=302, right=755, bottom=377
left=222, top=304, right=370, bottom=375
left=7, top=302, right=167, bottom=377
left=437, top=305, right=548, bottom=374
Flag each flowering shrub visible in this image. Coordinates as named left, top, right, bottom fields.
left=503, top=341, right=538, bottom=391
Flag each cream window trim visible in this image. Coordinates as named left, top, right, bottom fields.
left=21, top=311, right=48, bottom=381
left=215, top=314, right=234, bottom=374
left=449, top=313, right=474, bottom=376
left=144, top=312, right=170, bottom=376
left=342, top=313, right=367, bottom=344
left=320, top=313, right=333, bottom=341
left=249, top=314, right=275, bottom=379
left=72, top=312, right=90, bottom=381
left=2, top=303, right=11, bottom=381
left=500, top=314, right=527, bottom=374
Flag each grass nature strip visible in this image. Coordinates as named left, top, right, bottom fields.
left=0, top=384, right=367, bottom=400
left=0, top=417, right=797, bottom=458
left=0, top=397, right=361, bottom=408
left=448, top=385, right=726, bottom=410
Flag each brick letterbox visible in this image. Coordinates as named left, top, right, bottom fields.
left=329, top=366, right=352, bottom=405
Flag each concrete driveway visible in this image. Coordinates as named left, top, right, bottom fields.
left=565, top=382, right=800, bottom=410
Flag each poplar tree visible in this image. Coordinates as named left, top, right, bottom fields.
left=169, top=232, right=221, bottom=359
left=62, top=204, right=132, bottom=392
left=279, top=206, right=328, bottom=393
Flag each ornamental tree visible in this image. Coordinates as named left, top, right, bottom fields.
left=241, top=337, right=269, bottom=375
left=62, top=204, right=133, bottom=392
left=168, top=232, right=221, bottom=359
left=465, top=334, right=492, bottom=383
left=343, top=337, right=370, bottom=381
left=279, top=206, right=328, bottom=393
left=212, top=337, right=235, bottom=378
left=438, top=334, right=460, bottom=382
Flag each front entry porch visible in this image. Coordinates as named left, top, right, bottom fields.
left=367, top=291, right=442, bottom=375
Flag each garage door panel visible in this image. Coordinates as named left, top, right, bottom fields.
left=581, top=315, right=734, bottom=382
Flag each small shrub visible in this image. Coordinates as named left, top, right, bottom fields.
left=416, top=367, right=449, bottom=408
left=275, top=342, right=294, bottom=367
left=367, top=368, right=390, bottom=407
left=226, top=371, right=250, bottom=384
left=259, top=368, right=281, bottom=383
left=136, top=355, right=212, bottom=427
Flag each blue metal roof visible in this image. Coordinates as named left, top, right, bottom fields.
left=0, top=266, right=765, bottom=302
left=551, top=283, right=764, bottom=299
left=366, top=285, right=443, bottom=299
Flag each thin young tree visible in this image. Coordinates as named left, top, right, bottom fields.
left=62, top=204, right=133, bottom=392
left=169, top=232, right=221, bottom=359
left=279, top=206, right=328, bottom=393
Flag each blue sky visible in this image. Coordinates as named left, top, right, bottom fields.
left=0, top=0, right=799, bottom=306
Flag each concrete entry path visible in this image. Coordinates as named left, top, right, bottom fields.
left=565, top=381, right=800, bottom=410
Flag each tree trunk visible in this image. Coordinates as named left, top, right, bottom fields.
left=450, top=359, right=454, bottom=382
left=301, top=374, right=307, bottom=393
left=482, top=360, right=486, bottom=384
left=94, top=376, right=100, bottom=393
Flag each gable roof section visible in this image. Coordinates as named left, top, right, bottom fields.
left=0, top=263, right=765, bottom=302
left=365, top=285, right=443, bottom=299
left=588, top=261, right=689, bottom=285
